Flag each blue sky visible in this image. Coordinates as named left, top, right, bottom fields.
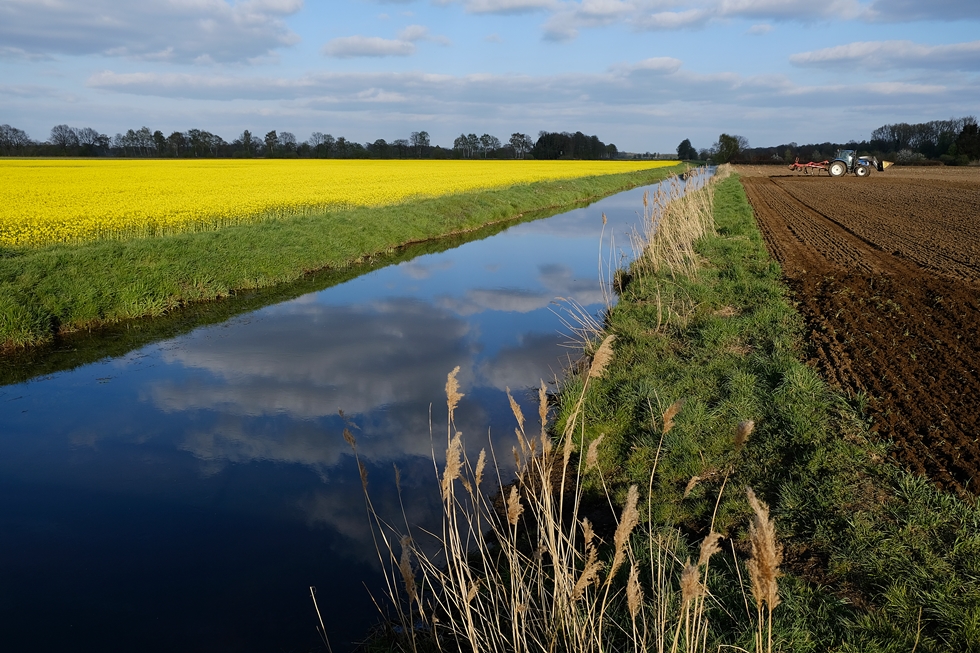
left=1, top=0, right=978, bottom=153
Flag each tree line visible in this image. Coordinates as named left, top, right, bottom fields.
left=675, top=116, right=980, bottom=166
left=0, top=124, right=619, bottom=160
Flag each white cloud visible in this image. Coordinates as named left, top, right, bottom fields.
left=543, top=0, right=871, bottom=41
left=0, top=0, right=302, bottom=63
left=866, top=0, right=980, bottom=22
left=0, top=45, right=54, bottom=61
left=464, top=0, right=559, bottom=14
left=544, top=0, right=654, bottom=40
left=791, top=40, right=980, bottom=71
left=746, top=23, right=773, bottom=34
left=634, top=9, right=710, bottom=29
left=322, top=24, right=449, bottom=58
left=323, top=35, right=417, bottom=58
left=85, top=56, right=975, bottom=111
left=616, top=56, right=684, bottom=73
left=718, top=0, right=863, bottom=20
left=68, top=52, right=980, bottom=151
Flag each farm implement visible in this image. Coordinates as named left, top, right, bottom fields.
left=789, top=149, right=892, bottom=177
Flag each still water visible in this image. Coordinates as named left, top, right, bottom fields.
left=0, top=184, right=661, bottom=652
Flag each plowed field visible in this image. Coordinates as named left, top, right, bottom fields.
left=738, top=168, right=980, bottom=495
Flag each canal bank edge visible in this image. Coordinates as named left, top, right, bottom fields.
left=0, top=164, right=683, bottom=350
left=549, top=173, right=980, bottom=650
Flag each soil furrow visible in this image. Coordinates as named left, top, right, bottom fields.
left=739, top=169, right=980, bottom=496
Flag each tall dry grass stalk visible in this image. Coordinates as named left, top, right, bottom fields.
left=746, top=487, right=783, bottom=653
left=635, top=166, right=717, bottom=280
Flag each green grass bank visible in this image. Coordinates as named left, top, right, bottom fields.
left=553, top=173, right=980, bottom=651
left=0, top=165, right=680, bottom=350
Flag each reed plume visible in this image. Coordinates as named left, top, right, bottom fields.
left=446, top=365, right=463, bottom=424
left=735, top=420, right=755, bottom=450
left=398, top=536, right=417, bottom=606
left=506, top=485, right=523, bottom=526
left=585, top=434, right=605, bottom=472
left=663, top=399, right=685, bottom=434
left=609, top=485, right=640, bottom=581
left=589, top=334, right=616, bottom=380
left=746, top=487, right=783, bottom=653
left=442, top=432, right=462, bottom=500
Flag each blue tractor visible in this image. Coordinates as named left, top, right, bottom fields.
left=827, top=149, right=886, bottom=178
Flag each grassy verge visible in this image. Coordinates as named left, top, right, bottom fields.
left=0, top=165, right=680, bottom=350
left=551, top=172, right=980, bottom=651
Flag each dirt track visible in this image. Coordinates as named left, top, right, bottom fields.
left=738, top=167, right=980, bottom=495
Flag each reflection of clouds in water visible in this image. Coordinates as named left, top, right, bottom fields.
left=399, top=258, right=455, bottom=280
left=515, top=189, right=650, bottom=240
left=477, top=332, right=572, bottom=393
left=153, top=298, right=475, bottom=419
left=179, top=415, right=347, bottom=470
left=440, top=288, right=553, bottom=316
left=300, top=441, right=515, bottom=565
left=150, top=292, right=523, bottom=472
left=439, top=263, right=605, bottom=317
left=145, top=260, right=575, bottom=490
left=538, top=263, right=605, bottom=300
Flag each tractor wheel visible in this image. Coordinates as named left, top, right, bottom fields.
left=855, top=165, right=870, bottom=177
left=829, top=161, right=847, bottom=177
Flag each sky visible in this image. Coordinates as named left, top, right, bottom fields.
left=1, top=0, right=978, bottom=153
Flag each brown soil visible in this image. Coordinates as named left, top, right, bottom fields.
left=737, top=168, right=980, bottom=496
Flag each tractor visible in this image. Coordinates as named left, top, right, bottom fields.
left=789, top=149, right=891, bottom=177
left=828, top=149, right=884, bottom=177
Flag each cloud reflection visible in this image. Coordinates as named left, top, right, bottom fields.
left=153, top=298, right=474, bottom=419
left=150, top=295, right=534, bottom=470
left=439, top=262, right=606, bottom=316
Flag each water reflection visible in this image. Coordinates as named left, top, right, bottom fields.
left=0, top=182, right=666, bottom=652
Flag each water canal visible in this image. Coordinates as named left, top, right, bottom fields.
left=0, top=180, right=681, bottom=652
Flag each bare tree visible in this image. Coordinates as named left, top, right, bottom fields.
left=479, top=134, right=501, bottom=158
left=135, top=126, right=154, bottom=156
left=0, top=124, right=34, bottom=154
left=391, top=138, right=408, bottom=158
left=167, top=131, right=185, bottom=157
left=308, top=131, right=331, bottom=157
left=264, top=130, right=278, bottom=156
left=453, top=134, right=471, bottom=158
left=49, top=124, right=79, bottom=151
left=278, top=131, right=297, bottom=155
left=466, top=133, right=480, bottom=158
left=509, top=133, right=532, bottom=159
left=409, top=130, right=430, bottom=157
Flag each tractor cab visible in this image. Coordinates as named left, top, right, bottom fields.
left=834, top=149, right=856, bottom=167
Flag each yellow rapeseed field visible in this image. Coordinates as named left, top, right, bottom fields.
left=0, top=159, right=676, bottom=248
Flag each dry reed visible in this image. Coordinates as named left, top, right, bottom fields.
left=735, top=420, right=755, bottom=450
left=634, top=167, right=716, bottom=279
left=746, top=487, right=783, bottom=653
